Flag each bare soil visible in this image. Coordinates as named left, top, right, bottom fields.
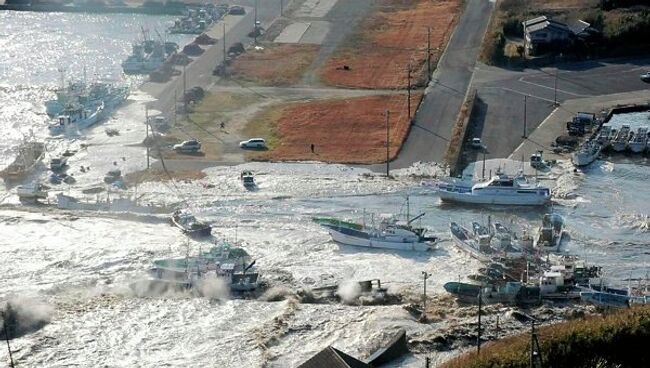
left=245, top=93, right=423, bottom=164
left=320, top=0, right=461, bottom=89
left=231, top=44, right=320, bottom=86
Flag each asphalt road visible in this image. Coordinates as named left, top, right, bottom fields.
left=471, top=57, right=650, bottom=159
left=389, top=0, right=494, bottom=169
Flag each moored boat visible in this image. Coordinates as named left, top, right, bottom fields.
left=48, top=102, right=105, bottom=135
left=628, top=126, right=648, bottom=153
left=434, top=171, right=551, bottom=206
left=611, top=125, right=631, bottom=152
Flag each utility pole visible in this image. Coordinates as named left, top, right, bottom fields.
left=427, top=27, right=431, bottom=80
left=280, top=0, right=284, bottom=16
left=3, top=308, right=15, bottom=368
left=145, top=106, right=150, bottom=170
left=421, top=271, right=431, bottom=318
left=174, top=89, right=177, bottom=127
left=222, top=22, right=227, bottom=77
left=529, top=321, right=543, bottom=368
left=254, top=0, right=259, bottom=44
left=425, top=357, right=430, bottom=368
left=477, top=288, right=482, bottom=354
left=182, top=63, right=187, bottom=115
left=495, top=315, right=500, bottom=340
left=386, top=110, right=390, bottom=177
left=553, top=70, right=558, bottom=106
left=481, top=149, right=487, bottom=180
left=407, top=65, right=412, bottom=119
left=522, top=95, right=528, bottom=139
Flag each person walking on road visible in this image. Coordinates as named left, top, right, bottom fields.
left=310, top=143, right=315, bottom=154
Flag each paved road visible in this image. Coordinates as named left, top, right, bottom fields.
left=389, top=0, right=494, bottom=169
left=470, top=57, right=650, bottom=159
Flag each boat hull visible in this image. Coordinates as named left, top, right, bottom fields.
left=449, top=225, right=491, bottom=263
left=437, top=190, right=549, bottom=206
left=328, top=227, right=432, bottom=252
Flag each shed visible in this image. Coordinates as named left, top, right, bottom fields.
left=298, top=346, right=370, bottom=368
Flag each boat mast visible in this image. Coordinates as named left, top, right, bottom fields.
left=406, top=194, right=410, bottom=223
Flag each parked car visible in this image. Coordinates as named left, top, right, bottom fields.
left=239, top=138, right=266, bottom=149
left=470, top=138, right=483, bottom=149
left=50, top=157, right=67, bottom=171
left=173, top=139, right=202, bottom=153
left=229, top=5, right=245, bottom=15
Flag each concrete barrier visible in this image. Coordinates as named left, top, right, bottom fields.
left=446, top=89, right=477, bottom=176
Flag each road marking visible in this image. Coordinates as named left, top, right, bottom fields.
left=508, top=107, right=558, bottom=160
left=517, top=77, right=591, bottom=97
left=482, top=86, right=557, bottom=104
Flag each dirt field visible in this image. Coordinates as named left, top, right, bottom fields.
left=245, top=93, right=423, bottom=164
left=231, top=44, right=320, bottom=86
left=320, top=0, right=461, bottom=89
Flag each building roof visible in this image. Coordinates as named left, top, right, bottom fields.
left=523, top=15, right=572, bottom=34
left=298, top=346, right=370, bottom=368
left=568, top=19, right=591, bottom=35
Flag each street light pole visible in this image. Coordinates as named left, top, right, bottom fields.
left=386, top=110, right=390, bottom=177
left=554, top=70, right=558, bottom=106
left=522, top=95, right=528, bottom=139
left=421, top=271, right=431, bottom=318
left=407, top=65, right=412, bottom=119
left=427, top=27, right=431, bottom=79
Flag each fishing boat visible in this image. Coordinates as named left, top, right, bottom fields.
left=46, top=80, right=128, bottom=118
left=491, top=221, right=524, bottom=258
left=149, top=243, right=259, bottom=292
left=121, top=41, right=167, bottom=75
left=628, top=126, right=648, bottom=153
left=171, top=210, right=212, bottom=237
left=312, top=217, right=363, bottom=230
left=595, top=125, right=612, bottom=146
left=444, top=281, right=540, bottom=306
left=0, top=139, right=45, bottom=180
left=533, top=213, right=564, bottom=252
left=240, top=170, right=256, bottom=189
left=56, top=192, right=169, bottom=214
left=321, top=197, right=436, bottom=252
left=449, top=222, right=492, bottom=263
left=572, top=140, right=602, bottom=167
left=48, top=102, right=105, bottom=135
left=611, top=125, right=631, bottom=152
left=434, top=171, right=551, bottom=206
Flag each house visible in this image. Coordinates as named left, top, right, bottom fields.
left=523, top=16, right=574, bottom=55
left=297, top=346, right=370, bottom=368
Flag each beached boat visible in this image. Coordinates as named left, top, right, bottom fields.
left=434, top=171, right=551, bottom=206
left=240, top=170, right=256, bottom=189
left=572, top=140, right=602, bottom=167
left=171, top=210, right=212, bottom=236
left=48, top=102, right=105, bottom=135
left=628, top=126, right=648, bottom=153
left=0, top=139, right=45, bottom=180
left=533, top=213, right=564, bottom=252
left=150, top=243, right=259, bottom=292
left=611, top=125, right=631, bottom=152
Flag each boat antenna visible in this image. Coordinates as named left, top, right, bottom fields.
left=406, top=193, right=410, bottom=222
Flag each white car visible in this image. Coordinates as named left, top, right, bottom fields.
left=470, top=138, right=483, bottom=149
left=239, top=138, right=267, bottom=149
left=641, top=71, right=650, bottom=83
left=173, top=139, right=201, bottom=153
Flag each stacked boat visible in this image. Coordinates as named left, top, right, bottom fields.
left=449, top=220, right=524, bottom=263
left=533, top=213, right=564, bottom=253
left=149, top=242, right=259, bottom=292
left=593, top=124, right=648, bottom=154
left=433, top=170, right=551, bottom=206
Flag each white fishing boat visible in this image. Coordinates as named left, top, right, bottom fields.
left=322, top=197, right=437, bottom=252
left=172, top=210, right=212, bottom=237
left=17, top=182, right=48, bottom=201
left=491, top=221, right=524, bottom=258
left=48, top=102, right=105, bottom=135
left=595, top=125, right=612, bottom=146
left=533, top=213, right=564, bottom=252
left=149, top=243, right=259, bottom=292
left=121, top=41, right=166, bottom=75
left=611, top=125, right=631, bottom=152
left=628, top=126, right=648, bottom=153
left=572, top=140, right=602, bottom=167
left=434, top=171, right=551, bottom=206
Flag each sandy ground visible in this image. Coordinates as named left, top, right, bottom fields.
left=244, top=93, right=423, bottom=163
left=231, top=44, right=321, bottom=86
left=320, top=0, right=461, bottom=89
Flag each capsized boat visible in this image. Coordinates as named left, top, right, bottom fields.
left=172, top=210, right=212, bottom=236
left=533, top=213, right=564, bottom=252
left=434, top=171, right=551, bottom=206
left=572, top=140, right=602, bottom=167
left=150, top=243, right=259, bottom=292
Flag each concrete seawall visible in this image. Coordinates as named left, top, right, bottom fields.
left=0, top=3, right=186, bottom=15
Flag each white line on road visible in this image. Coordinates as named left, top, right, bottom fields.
left=482, top=86, right=557, bottom=104
left=517, top=77, right=591, bottom=97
